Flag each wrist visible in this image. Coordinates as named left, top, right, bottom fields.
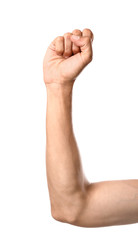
left=46, top=82, right=74, bottom=98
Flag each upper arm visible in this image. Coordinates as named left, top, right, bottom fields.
left=73, top=180, right=138, bottom=227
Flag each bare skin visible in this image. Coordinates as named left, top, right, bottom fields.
left=43, top=28, right=138, bottom=227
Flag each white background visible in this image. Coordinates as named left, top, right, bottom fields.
left=0, top=0, right=138, bottom=239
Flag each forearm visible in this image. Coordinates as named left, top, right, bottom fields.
left=46, top=82, right=89, bottom=223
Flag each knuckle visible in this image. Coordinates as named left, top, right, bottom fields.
left=64, top=32, right=71, bottom=37
left=56, top=36, right=64, bottom=42
left=83, top=28, right=91, bottom=33
left=83, top=28, right=93, bottom=36
left=72, top=29, right=81, bottom=35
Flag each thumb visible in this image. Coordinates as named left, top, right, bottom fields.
left=70, top=35, right=93, bottom=65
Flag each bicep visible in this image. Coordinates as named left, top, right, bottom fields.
left=73, top=180, right=138, bottom=227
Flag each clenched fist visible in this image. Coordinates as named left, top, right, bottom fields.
left=43, top=28, right=94, bottom=86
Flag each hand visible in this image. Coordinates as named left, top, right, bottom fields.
left=43, top=28, right=94, bottom=86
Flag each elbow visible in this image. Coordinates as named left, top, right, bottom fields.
left=50, top=193, right=85, bottom=225
left=50, top=190, right=86, bottom=225
left=51, top=207, right=78, bottom=225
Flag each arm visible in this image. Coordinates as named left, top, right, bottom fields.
left=46, top=82, right=88, bottom=224
left=43, top=28, right=138, bottom=227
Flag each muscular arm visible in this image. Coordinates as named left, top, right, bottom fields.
left=43, top=28, right=138, bottom=227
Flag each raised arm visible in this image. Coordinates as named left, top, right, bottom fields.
left=43, top=28, right=138, bottom=227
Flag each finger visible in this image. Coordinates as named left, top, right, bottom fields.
left=70, top=35, right=93, bottom=65
left=63, top=32, right=72, bottom=58
left=72, top=29, right=82, bottom=55
left=82, top=28, right=94, bottom=41
left=55, top=36, right=64, bottom=56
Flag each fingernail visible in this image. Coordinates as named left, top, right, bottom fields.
left=71, top=35, right=80, bottom=40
